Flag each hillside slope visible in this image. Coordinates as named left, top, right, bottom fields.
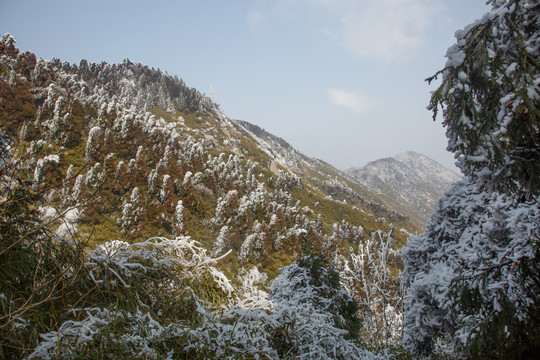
left=0, top=34, right=419, bottom=278
left=347, top=151, right=462, bottom=225
left=0, top=33, right=420, bottom=358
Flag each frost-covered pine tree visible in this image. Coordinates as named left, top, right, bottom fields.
left=174, top=199, right=184, bottom=235
left=427, top=0, right=539, bottom=195
left=212, top=225, right=230, bottom=256
left=341, top=230, right=403, bottom=349
left=402, top=1, right=539, bottom=358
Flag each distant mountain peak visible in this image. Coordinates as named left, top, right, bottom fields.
left=347, top=151, right=462, bottom=226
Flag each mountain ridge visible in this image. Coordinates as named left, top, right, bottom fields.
left=347, top=151, right=462, bottom=225
left=0, top=33, right=420, bottom=277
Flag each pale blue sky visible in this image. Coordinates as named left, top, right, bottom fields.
left=0, top=0, right=491, bottom=171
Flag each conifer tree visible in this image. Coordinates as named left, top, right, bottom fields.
left=427, top=0, right=539, bottom=195
left=402, top=1, right=540, bottom=358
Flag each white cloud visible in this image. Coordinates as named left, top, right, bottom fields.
left=247, top=11, right=264, bottom=28
left=278, top=0, right=444, bottom=63
left=326, top=88, right=371, bottom=114
left=339, top=0, right=443, bottom=63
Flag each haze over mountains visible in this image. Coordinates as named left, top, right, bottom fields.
left=347, top=151, right=462, bottom=225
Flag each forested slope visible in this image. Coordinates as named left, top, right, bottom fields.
left=0, top=33, right=414, bottom=358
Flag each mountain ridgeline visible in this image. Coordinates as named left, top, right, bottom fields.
left=0, top=34, right=419, bottom=275
left=347, top=151, right=462, bottom=225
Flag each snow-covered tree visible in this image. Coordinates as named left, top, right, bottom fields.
left=212, top=225, right=230, bottom=256
left=402, top=1, right=540, bottom=358
left=340, top=230, right=403, bottom=350
left=427, top=0, right=539, bottom=196
left=174, top=199, right=184, bottom=235
left=186, top=256, right=386, bottom=360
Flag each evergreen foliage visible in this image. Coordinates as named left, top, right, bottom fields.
left=403, top=1, right=540, bottom=358
left=427, top=0, right=539, bottom=195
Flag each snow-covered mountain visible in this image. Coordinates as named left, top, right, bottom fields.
left=1, top=34, right=418, bottom=357
left=347, top=151, right=462, bottom=225
left=0, top=33, right=421, bottom=269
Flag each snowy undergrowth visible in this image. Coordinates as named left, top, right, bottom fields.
left=186, top=257, right=388, bottom=360
left=26, top=239, right=387, bottom=359
left=27, top=237, right=233, bottom=359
